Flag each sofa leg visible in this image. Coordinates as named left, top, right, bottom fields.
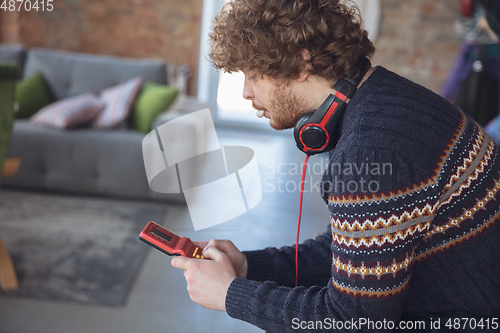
left=0, top=236, right=19, bottom=291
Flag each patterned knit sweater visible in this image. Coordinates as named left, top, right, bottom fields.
left=225, top=67, right=500, bottom=332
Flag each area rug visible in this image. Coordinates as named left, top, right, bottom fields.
left=0, top=189, right=165, bottom=306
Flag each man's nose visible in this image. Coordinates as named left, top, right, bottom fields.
left=242, top=82, right=253, bottom=100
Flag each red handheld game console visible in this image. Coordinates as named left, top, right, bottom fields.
left=139, top=221, right=204, bottom=259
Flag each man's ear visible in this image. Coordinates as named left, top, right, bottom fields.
left=299, top=49, right=313, bottom=82
left=302, top=49, right=312, bottom=61
left=297, top=72, right=309, bottom=83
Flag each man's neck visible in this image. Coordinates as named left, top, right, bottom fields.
left=295, top=66, right=376, bottom=112
left=357, top=66, right=376, bottom=88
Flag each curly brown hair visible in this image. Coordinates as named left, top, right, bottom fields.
left=209, top=0, right=375, bottom=83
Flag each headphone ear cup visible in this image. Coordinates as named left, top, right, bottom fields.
left=294, top=112, right=330, bottom=153
left=294, top=112, right=314, bottom=148
left=294, top=112, right=313, bottom=136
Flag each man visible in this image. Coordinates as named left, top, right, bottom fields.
left=172, top=0, right=500, bottom=332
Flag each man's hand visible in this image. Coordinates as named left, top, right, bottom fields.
left=198, top=239, right=248, bottom=278
left=171, top=245, right=238, bottom=311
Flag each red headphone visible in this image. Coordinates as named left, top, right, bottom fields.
left=293, top=57, right=371, bottom=155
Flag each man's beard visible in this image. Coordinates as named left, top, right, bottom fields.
left=254, top=82, right=310, bottom=130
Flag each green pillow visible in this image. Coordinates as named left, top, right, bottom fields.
left=15, top=72, right=53, bottom=119
left=0, top=62, right=18, bottom=81
left=132, top=81, right=179, bottom=133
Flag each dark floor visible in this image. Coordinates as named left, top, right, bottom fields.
left=0, top=126, right=332, bottom=333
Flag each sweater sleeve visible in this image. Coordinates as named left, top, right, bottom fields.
left=243, top=225, right=333, bottom=288
left=225, top=144, right=439, bottom=332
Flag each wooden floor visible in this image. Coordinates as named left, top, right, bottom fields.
left=0, top=126, right=333, bottom=333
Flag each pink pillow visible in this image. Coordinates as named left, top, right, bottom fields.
left=31, top=93, right=105, bottom=129
left=94, top=76, right=143, bottom=129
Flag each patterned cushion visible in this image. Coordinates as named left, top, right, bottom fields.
left=94, top=76, right=143, bottom=129
left=31, top=93, right=105, bottom=129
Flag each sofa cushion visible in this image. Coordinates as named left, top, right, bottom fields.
left=31, top=93, right=105, bottom=129
left=3, top=120, right=183, bottom=202
left=23, top=48, right=168, bottom=100
left=15, top=72, right=53, bottom=118
left=132, top=81, right=179, bottom=133
left=94, top=77, right=143, bottom=129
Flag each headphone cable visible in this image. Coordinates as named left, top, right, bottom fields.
left=296, top=154, right=310, bottom=286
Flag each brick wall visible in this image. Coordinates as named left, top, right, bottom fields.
left=0, top=9, right=20, bottom=43
left=372, top=0, right=463, bottom=94
left=0, top=0, right=462, bottom=96
left=0, top=0, right=203, bottom=94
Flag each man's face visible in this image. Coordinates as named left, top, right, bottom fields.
left=242, top=71, right=310, bottom=130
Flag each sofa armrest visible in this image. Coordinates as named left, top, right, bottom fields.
left=153, top=95, right=209, bottom=128
left=0, top=44, right=26, bottom=78
left=168, top=64, right=191, bottom=95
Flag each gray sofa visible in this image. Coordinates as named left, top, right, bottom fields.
left=0, top=45, right=207, bottom=202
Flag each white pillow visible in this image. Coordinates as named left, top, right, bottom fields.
left=31, top=93, right=105, bottom=129
left=94, top=76, right=143, bottom=129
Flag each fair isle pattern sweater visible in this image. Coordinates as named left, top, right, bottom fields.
left=225, top=67, right=500, bottom=332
